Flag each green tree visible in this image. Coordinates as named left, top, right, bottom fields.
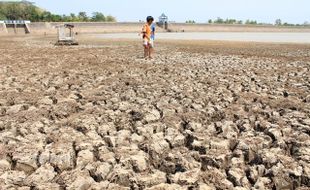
left=228, top=19, right=238, bottom=24
left=69, top=13, right=78, bottom=22
left=51, top=14, right=62, bottom=22
left=106, top=15, right=116, bottom=22
left=41, top=11, right=52, bottom=22
left=245, top=19, right=257, bottom=25
left=0, top=1, right=116, bottom=22
left=214, top=17, right=224, bottom=24
left=78, top=12, right=88, bottom=21
left=0, top=14, right=6, bottom=20
left=275, top=19, right=282, bottom=26
left=208, top=19, right=213, bottom=24
left=186, top=20, right=195, bottom=24
left=91, top=12, right=105, bottom=22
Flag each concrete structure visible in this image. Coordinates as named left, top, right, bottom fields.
left=1, top=22, right=310, bottom=35
left=55, top=24, right=78, bottom=45
left=27, top=22, right=166, bottom=35
left=158, top=13, right=169, bottom=30
left=0, top=21, right=8, bottom=33
left=158, top=13, right=168, bottom=24
left=1, top=20, right=31, bottom=34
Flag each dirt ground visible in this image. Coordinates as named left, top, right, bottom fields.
left=0, top=34, right=310, bottom=190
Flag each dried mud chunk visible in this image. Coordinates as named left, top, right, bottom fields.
left=0, top=108, right=6, bottom=116
left=260, top=148, right=286, bottom=168
left=130, top=152, right=148, bottom=172
left=6, top=104, right=28, bottom=115
left=209, top=139, right=231, bottom=151
left=291, top=143, right=310, bottom=162
left=109, top=184, right=131, bottom=190
left=201, top=156, right=221, bottom=170
left=95, top=162, right=112, bottom=180
left=200, top=166, right=234, bottom=190
left=164, top=128, right=185, bottom=148
left=265, top=127, right=283, bottom=142
left=254, top=177, right=274, bottom=190
left=34, top=183, right=62, bottom=190
left=221, top=121, right=239, bottom=139
left=150, top=133, right=170, bottom=155
left=145, top=183, right=184, bottom=190
left=131, top=133, right=145, bottom=144
left=246, top=165, right=265, bottom=184
left=129, top=110, right=144, bottom=122
left=226, top=167, right=251, bottom=188
left=52, top=99, right=81, bottom=118
left=38, top=97, right=54, bottom=105
left=0, top=159, right=11, bottom=172
left=118, top=101, right=131, bottom=112
left=198, top=183, right=216, bottom=190
left=54, top=169, right=92, bottom=189
left=136, top=170, right=167, bottom=188
left=0, top=170, right=26, bottom=186
left=115, top=130, right=132, bottom=147
left=67, top=175, right=95, bottom=190
left=145, top=109, right=161, bottom=123
left=97, top=123, right=117, bottom=137
left=77, top=149, right=94, bottom=168
left=272, top=174, right=294, bottom=190
left=97, top=146, right=116, bottom=165
left=12, top=147, right=40, bottom=174
left=41, top=143, right=76, bottom=171
left=104, top=136, right=116, bottom=148
left=170, top=168, right=200, bottom=185
left=24, top=164, right=57, bottom=186
left=107, top=165, right=134, bottom=187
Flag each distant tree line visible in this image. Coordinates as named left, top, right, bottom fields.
left=0, top=1, right=116, bottom=22
left=207, top=17, right=309, bottom=26
left=185, top=20, right=196, bottom=24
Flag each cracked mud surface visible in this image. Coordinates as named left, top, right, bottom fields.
left=0, top=35, right=310, bottom=190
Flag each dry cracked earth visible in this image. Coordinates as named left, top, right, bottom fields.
left=0, top=35, right=310, bottom=190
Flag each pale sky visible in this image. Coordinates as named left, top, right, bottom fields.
left=32, top=0, right=309, bottom=24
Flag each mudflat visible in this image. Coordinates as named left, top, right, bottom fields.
left=0, top=35, right=310, bottom=189
left=97, top=32, right=310, bottom=43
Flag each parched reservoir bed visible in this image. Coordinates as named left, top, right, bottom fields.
left=0, top=36, right=309, bottom=190
left=95, top=32, right=310, bottom=43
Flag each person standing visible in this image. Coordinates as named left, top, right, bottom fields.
left=142, top=16, right=154, bottom=59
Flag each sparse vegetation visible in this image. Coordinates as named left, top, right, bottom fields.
left=245, top=19, right=257, bottom=25
left=186, top=20, right=196, bottom=24
left=209, top=17, right=243, bottom=24
left=0, top=1, right=116, bottom=22
left=275, top=19, right=282, bottom=26
left=207, top=17, right=308, bottom=26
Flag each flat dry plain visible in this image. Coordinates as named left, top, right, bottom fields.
left=0, top=35, right=310, bottom=190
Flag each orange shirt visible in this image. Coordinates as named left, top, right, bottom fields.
left=142, top=24, right=152, bottom=40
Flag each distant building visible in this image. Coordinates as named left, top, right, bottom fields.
left=158, top=13, right=168, bottom=24
left=157, top=13, right=169, bottom=30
